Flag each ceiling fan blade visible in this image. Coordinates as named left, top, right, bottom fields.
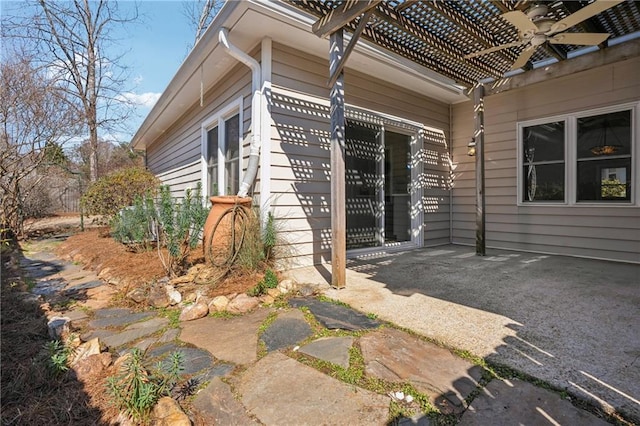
left=549, top=32, right=611, bottom=45
left=549, top=0, right=625, bottom=34
left=502, top=11, right=538, bottom=36
left=464, top=41, right=525, bottom=59
left=511, top=45, right=537, bottom=70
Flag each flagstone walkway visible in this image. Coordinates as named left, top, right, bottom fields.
left=18, top=237, right=613, bottom=425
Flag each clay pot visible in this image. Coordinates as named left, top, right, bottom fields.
left=203, top=195, right=252, bottom=266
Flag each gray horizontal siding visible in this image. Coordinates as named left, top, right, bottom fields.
left=451, top=56, right=640, bottom=263
left=146, top=51, right=256, bottom=198
left=270, top=42, right=451, bottom=268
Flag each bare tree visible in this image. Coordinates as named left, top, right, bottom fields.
left=0, top=56, right=80, bottom=235
left=4, top=1, right=139, bottom=182
left=182, top=0, right=222, bottom=45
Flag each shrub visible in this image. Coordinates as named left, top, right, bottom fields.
left=81, top=167, right=159, bottom=220
left=107, top=348, right=184, bottom=424
left=110, top=192, right=157, bottom=252
left=156, top=184, right=208, bottom=277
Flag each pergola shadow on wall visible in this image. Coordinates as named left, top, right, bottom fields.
left=288, top=0, right=640, bottom=287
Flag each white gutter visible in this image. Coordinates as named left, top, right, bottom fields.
left=218, top=28, right=261, bottom=198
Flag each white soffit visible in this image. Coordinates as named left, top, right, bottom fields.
left=132, top=1, right=466, bottom=149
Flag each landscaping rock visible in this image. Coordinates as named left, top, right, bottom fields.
left=71, top=338, right=101, bottom=365
left=166, top=347, right=214, bottom=375
left=152, top=397, right=191, bottom=426
left=183, top=291, right=197, bottom=303
left=157, top=328, right=181, bottom=343
left=227, top=293, right=259, bottom=314
left=297, top=284, right=315, bottom=297
left=148, top=285, right=170, bottom=308
left=260, top=294, right=275, bottom=305
left=47, top=316, right=70, bottom=339
left=266, top=288, right=280, bottom=298
left=165, top=284, right=182, bottom=305
left=126, top=287, right=146, bottom=303
left=179, top=301, right=208, bottom=322
left=277, top=279, right=296, bottom=294
left=94, top=307, right=132, bottom=318
left=71, top=352, right=112, bottom=382
left=208, top=295, right=229, bottom=312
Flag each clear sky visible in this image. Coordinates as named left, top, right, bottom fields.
left=1, top=0, right=204, bottom=143
left=116, top=1, right=199, bottom=142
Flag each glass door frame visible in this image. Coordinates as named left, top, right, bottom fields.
left=345, top=108, right=424, bottom=257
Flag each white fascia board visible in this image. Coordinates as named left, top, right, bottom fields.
left=132, top=0, right=468, bottom=150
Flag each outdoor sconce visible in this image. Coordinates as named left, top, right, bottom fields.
left=467, top=138, right=476, bottom=156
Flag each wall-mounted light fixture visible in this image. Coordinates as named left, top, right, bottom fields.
left=467, top=138, right=476, bottom=156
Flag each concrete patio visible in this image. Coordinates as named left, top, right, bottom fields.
left=287, top=244, right=640, bottom=422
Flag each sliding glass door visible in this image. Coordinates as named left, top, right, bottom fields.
left=345, top=120, right=413, bottom=251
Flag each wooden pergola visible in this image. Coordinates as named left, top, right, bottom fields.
left=289, top=0, right=640, bottom=287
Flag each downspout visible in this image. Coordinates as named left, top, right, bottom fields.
left=218, top=28, right=261, bottom=197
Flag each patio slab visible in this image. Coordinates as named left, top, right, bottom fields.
left=289, top=244, right=640, bottom=422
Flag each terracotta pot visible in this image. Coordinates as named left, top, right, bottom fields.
left=203, top=195, right=252, bottom=265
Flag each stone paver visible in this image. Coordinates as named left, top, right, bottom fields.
left=101, top=317, right=168, bottom=348
left=298, top=336, right=353, bottom=368
left=289, top=297, right=381, bottom=330
left=237, top=352, right=389, bottom=425
left=459, top=379, right=610, bottom=426
left=88, top=311, right=154, bottom=329
left=192, top=377, right=259, bottom=426
left=360, top=327, right=483, bottom=414
left=180, top=308, right=271, bottom=365
left=20, top=236, right=624, bottom=425
left=260, top=309, right=312, bottom=352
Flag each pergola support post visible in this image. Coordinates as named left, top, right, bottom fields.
left=474, top=85, right=486, bottom=256
left=329, top=29, right=346, bottom=287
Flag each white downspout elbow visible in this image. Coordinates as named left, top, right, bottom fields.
left=218, top=28, right=261, bottom=198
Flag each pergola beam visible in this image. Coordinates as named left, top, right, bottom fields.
left=327, top=9, right=374, bottom=88
left=312, top=0, right=381, bottom=38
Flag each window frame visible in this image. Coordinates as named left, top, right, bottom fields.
left=517, top=102, right=638, bottom=207
left=200, top=98, right=243, bottom=197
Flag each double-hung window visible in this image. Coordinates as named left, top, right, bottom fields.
left=202, top=101, right=242, bottom=197
left=518, top=103, right=636, bottom=205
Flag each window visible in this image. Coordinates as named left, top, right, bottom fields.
left=522, top=121, right=565, bottom=202
left=519, top=104, right=636, bottom=205
left=202, top=102, right=242, bottom=197
left=576, top=110, right=631, bottom=202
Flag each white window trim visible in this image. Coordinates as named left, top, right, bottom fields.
left=200, top=97, right=244, bottom=197
left=517, top=102, right=638, bottom=207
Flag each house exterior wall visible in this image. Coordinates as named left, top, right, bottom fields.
left=270, top=42, right=451, bottom=268
left=145, top=59, right=255, bottom=199
left=451, top=56, right=640, bottom=263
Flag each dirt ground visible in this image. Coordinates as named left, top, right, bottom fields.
left=36, top=214, right=260, bottom=299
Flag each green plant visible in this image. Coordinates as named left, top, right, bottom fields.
left=44, top=339, right=72, bottom=375
left=156, top=184, right=208, bottom=277
left=107, top=348, right=184, bottom=423
left=247, top=268, right=279, bottom=297
left=81, top=167, right=159, bottom=222
left=263, top=211, right=277, bottom=261
left=110, top=192, right=157, bottom=252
